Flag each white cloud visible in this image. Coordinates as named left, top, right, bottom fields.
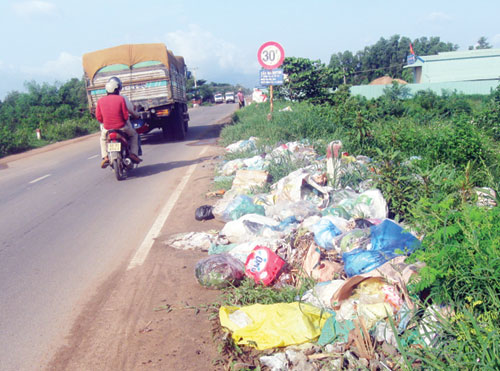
left=12, top=1, right=57, bottom=17
left=165, top=24, right=258, bottom=78
left=425, top=12, right=452, bottom=22
left=21, top=52, right=82, bottom=80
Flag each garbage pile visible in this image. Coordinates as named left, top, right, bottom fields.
left=169, top=138, right=444, bottom=369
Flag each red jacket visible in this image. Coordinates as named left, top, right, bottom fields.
left=96, top=94, right=129, bottom=130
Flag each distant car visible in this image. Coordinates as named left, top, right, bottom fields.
left=225, top=92, right=235, bottom=103
left=214, top=93, right=224, bottom=104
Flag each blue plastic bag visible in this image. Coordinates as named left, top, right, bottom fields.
left=343, top=219, right=421, bottom=277
left=272, top=216, right=299, bottom=232
left=311, top=218, right=342, bottom=250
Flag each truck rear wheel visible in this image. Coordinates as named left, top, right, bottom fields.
left=171, top=103, right=186, bottom=141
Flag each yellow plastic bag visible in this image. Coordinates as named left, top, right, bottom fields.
left=219, top=302, right=331, bottom=350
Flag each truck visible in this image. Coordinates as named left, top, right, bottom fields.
left=82, top=43, right=189, bottom=140
left=225, top=91, right=235, bottom=103
left=214, top=93, right=224, bottom=104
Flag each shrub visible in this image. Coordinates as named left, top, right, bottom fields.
left=411, top=204, right=500, bottom=310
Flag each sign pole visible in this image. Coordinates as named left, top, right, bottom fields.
left=270, top=85, right=274, bottom=113
left=257, top=41, right=285, bottom=120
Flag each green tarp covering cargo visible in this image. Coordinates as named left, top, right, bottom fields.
left=82, top=43, right=189, bottom=140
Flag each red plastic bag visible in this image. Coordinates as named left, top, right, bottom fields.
left=245, top=246, right=285, bottom=286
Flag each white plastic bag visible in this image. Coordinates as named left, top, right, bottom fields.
left=265, top=200, right=321, bottom=222
left=221, top=158, right=245, bottom=176
left=300, top=280, right=345, bottom=310
left=328, top=188, right=388, bottom=220
left=231, top=169, right=269, bottom=193
left=165, top=231, right=218, bottom=251
left=350, top=189, right=388, bottom=220
left=220, top=214, right=282, bottom=244
left=243, top=155, right=268, bottom=170
left=270, top=168, right=331, bottom=209
left=225, top=137, right=258, bottom=153
left=212, top=189, right=240, bottom=221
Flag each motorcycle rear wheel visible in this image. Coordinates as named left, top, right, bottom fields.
left=114, top=159, right=126, bottom=181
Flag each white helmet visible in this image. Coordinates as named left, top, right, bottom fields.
left=105, top=77, right=122, bottom=94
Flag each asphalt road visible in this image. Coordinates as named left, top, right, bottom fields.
left=0, top=103, right=237, bottom=371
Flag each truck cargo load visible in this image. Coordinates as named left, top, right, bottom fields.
left=82, top=43, right=189, bottom=140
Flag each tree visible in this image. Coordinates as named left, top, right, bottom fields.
left=197, top=84, right=214, bottom=102
left=469, top=36, right=492, bottom=50
left=276, top=57, right=342, bottom=104
left=329, top=35, right=458, bottom=85
left=412, top=36, right=458, bottom=56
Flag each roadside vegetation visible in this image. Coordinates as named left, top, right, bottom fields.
left=0, top=76, right=245, bottom=158
left=0, top=78, right=97, bottom=158
left=217, top=79, right=500, bottom=368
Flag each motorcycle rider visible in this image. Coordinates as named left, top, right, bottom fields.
left=96, top=77, right=142, bottom=168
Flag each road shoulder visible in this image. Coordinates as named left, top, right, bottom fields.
left=46, top=142, right=226, bottom=371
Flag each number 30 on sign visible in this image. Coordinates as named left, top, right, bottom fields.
left=257, top=41, right=285, bottom=70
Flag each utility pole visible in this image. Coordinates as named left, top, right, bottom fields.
left=191, top=67, right=199, bottom=89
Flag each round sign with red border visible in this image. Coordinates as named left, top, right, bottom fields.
left=257, top=41, right=285, bottom=70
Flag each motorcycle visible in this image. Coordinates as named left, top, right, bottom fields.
left=106, top=129, right=136, bottom=181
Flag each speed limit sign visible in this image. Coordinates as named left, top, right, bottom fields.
left=257, top=41, right=285, bottom=70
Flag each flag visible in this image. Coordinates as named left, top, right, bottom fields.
left=409, top=43, right=415, bottom=55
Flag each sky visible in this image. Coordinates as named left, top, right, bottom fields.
left=0, top=0, right=499, bottom=99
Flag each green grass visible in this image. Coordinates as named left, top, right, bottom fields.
left=220, top=277, right=315, bottom=307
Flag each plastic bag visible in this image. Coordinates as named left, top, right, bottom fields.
left=321, top=206, right=351, bottom=219
left=311, top=218, right=342, bottom=250
left=323, top=215, right=350, bottom=232
left=265, top=200, right=321, bottom=222
left=328, top=189, right=388, bottom=220
left=212, top=189, right=240, bottom=222
left=231, top=169, right=269, bottom=193
left=228, top=238, right=281, bottom=263
left=260, top=353, right=287, bottom=370
left=195, top=253, right=245, bottom=289
left=221, top=158, right=245, bottom=176
left=333, top=228, right=371, bottom=253
left=270, top=168, right=331, bottom=209
left=243, top=155, right=268, bottom=170
left=221, top=214, right=283, bottom=244
left=219, top=302, right=331, bottom=350
left=226, top=195, right=265, bottom=221
left=208, top=243, right=236, bottom=255
left=225, top=137, right=258, bottom=153
left=300, top=280, right=345, bottom=310
left=351, top=189, right=388, bottom=220
left=213, top=190, right=263, bottom=222
left=318, top=312, right=354, bottom=345
left=166, top=231, right=217, bottom=251
left=342, top=219, right=421, bottom=277
left=245, top=246, right=285, bottom=286
left=195, top=205, right=214, bottom=221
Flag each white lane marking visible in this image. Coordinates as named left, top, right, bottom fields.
left=88, top=154, right=99, bottom=160
left=29, top=174, right=51, bottom=184
left=127, top=146, right=209, bottom=270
